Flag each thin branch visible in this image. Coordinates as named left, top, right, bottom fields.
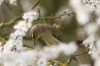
left=0, top=33, right=7, bottom=44
left=66, top=50, right=88, bottom=66
left=3, top=0, right=16, bottom=17
left=17, top=0, right=24, bottom=12
left=0, top=0, right=40, bottom=29
left=0, top=19, right=16, bottom=28
left=30, top=0, right=40, bottom=10
left=67, top=57, right=73, bottom=65
left=40, top=12, right=75, bottom=20
left=76, top=34, right=88, bottom=45
left=75, top=50, right=88, bottom=56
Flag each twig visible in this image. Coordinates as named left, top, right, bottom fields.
left=76, top=34, right=88, bottom=45
left=66, top=50, right=88, bottom=66
left=67, top=57, right=73, bottom=65
left=30, top=0, right=40, bottom=10
left=40, top=12, right=75, bottom=20
left=3, top=0, right=16, bottom=17
left=0, top=0, right=40, bottom=29
left=0, top=33, right=6, bottom=44
left=75, top=50, right=88, bottom=56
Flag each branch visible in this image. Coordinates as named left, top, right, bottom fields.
left=76, top=34, right=88, bottom=46
left=0, top=19, right=17, bottom=28
left=40, top=12, right=75, bottom=20
left=67, top=56, right=73, bottom=65
left=75, top=50, right=88, bottom=57
left=0, top=33, right=7, bottom=44
left=30, top=0, right=40, bottom=10
left=0, top=0, right=40, bottom=29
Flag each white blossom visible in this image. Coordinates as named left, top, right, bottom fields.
left=82, top=0, right=100, bottom=11
left=79, top=64, right=91, bottom=66
left=94, top=58, right=100, bottom=66
left=0, top=42, right=2, bottom=52
left=0, top=0, right=3, bottom=5
left=69, top=0, right=91, bottom=25
left=58, top=42, right=78, bottom=55
left=96, top=17, right=100, bottom=26
left=70, top=0, right=100, bottom=66
left=83, top=34, right=96, bottom=46
left=22, top=11, right=39, bottom=22
left=65, top=9, right=68, bottom=12
left=84, top=23, right=99, bottom=35
left=9, top=0, right=17, bottom=5
left=88, top=43, right=96, bottom=54
left=14, top=21, right=27, bottom=31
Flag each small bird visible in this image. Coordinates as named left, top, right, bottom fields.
left=30, top=24, right=64, bottom=45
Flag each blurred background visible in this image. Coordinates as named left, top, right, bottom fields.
left=0, top=0, right=92, bottom=66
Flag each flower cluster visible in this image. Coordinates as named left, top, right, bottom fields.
left=82, top=0, right=100, bottom=11
left=9, top=0, right=17, bottom=5
left=0, top=42, right=78, bottom=66
left=0, top=9, right=79, bottom=66
left=70, top=0, right=100, bottom=66
left=3, top=11, right=39, bottom=52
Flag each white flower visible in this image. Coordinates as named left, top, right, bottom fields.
left=58, top=42, right=78, bottom=55
left=0, top=42, right=2, bottom=52
left=84, top=23, right=98, bottom=35
left=94, top=58, right=100, bottom=66
left=88, top=43, right=96, bottom=54
left=9, top=0, right=17, bottom=5
left=89, top=3, right=96, bottom=11
left=96, top=39, right=100, bottom=50
left=69, top=0, right=91, bottom=25
left=3, top=40, right=15, bottom=52
left=14, top=21, right=26, bottom=29
left=65, top=9, right=68, bottom=12
left=14, top=30, right=26, bottom=36
left=76, top=11, right=90, bottom=25
left=96, top=17, right=100, bottom=26
left=90, top=50, right=99, bottom=60
left=43, top=46, right=60, bottom=59
left=0, top=0, right=3, bottom=5
left=83, top=34, right=96, bottom=46
left=22, top=11, right=39, bottom=22
left=79, top=64, right=91, bottom=66
left=14, top=21, right=29, bottom=32
left=0, top=42, right=2, bottom=45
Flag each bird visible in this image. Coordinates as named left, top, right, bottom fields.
left=30, top=24, right=64, bottom=45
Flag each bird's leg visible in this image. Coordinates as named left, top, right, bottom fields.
left=33, top=38, right=36, bottom=46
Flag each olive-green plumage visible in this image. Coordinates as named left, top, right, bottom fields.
left=30, top=24, right=64, bottom=45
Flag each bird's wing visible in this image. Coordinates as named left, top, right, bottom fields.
left=47, top=25, right=64, bottom=42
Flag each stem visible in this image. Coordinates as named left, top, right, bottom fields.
left=30, top=0, right=40, bottom=10
left=75, top=50, right=88, bottom=57
left=66, top=50, right=88, bottom=66
left=42, top=12, right=75, bottom=19
left=60, top=12, right=75, bottom=17
left=67, top=57, right=73, bottom=65
left=4, top=0, right=16, bottom=17
left=0, top=0, right=40, bottom=29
